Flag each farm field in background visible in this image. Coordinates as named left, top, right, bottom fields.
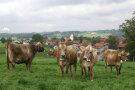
left=78, top=33, right=111, bottom=37
left=0, top=43, right=135, bottom=90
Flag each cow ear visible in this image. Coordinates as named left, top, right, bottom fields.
left=127, top=52, right=130, bottom=56
left=80, top=46, right=85, bottom=51
left=118, top=53, right=121, bottom=56
left=54, top=46, right=58, bottom=51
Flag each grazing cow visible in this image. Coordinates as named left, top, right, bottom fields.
left=54, top=43, right=78, bottom=78
left=5, top=42, right=44, bottom=71
left=105, top=49, right=129, bottom=75
left=47, top=49, right=54, bottom=56
left=80, top=45, right=97, bottom=81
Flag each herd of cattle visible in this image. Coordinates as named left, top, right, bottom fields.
left=5, top=42, right=129, bottom=81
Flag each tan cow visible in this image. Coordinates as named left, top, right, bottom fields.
left=5, top=42, right=44, bottom=71
left=54, top=43, right=78, bottom=78
left=80, top=45, right=97, bottom=81
left=105, top=49, right=129, bottom=75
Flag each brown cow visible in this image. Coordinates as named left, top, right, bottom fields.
left=54, top=44, right=78, bottom=78
left=5, top=42, right=44, bottom=71
left=80, top=45, right=97, bottom=81
left=105, top=49, right=129, bottom=75
left=47, top=49, right=54, bottom=56
left=47, top=48, right=58, bottom=58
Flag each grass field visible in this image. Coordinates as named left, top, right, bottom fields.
left=78, top=33, right=111, bottom=38
left=0, top=43, right=135, bottom=90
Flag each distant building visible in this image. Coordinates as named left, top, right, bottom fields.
left=117, top=43, right=127, bottom=50
left=23, top=40, right=31, bottom=44
left=12, top=40, right=22, bottom=44
left=119, top=37, right=126, bottom=44
left=94, top=42, right=109, bottom=60
left=90, top=32, right=96, bottom=34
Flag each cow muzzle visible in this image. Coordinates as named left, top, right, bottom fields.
left=83, top=57, right=90, bottom=61
left=60, top=55, right=66, bottom=60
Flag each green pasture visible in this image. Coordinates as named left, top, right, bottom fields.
left=78, top=33, right=111, bottom=37
left=0, top=43, right=135, bottom=90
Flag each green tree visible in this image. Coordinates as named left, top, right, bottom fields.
left=7, top=37, right=12, bottom=42
left=106, top=35, right=118, bottom=49
left=60, top=37, right=65, bottom=42
left=1, top=37, right=6, bottom=43
left=51, top=37, right=57, bottom=42
left=78, top=36, right=84, bottom=43
left=32, top=34, right=44, bottom=43
left=91, top=37, right=100, bottom=46
left=82, top=40, right=88, bottom=47
left=66, top=41, right=73, bottom=46
left=119, top=12, right=135, bottom=61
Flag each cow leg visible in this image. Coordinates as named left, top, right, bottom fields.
left=119, top=65, right=122, bottom=74
left=12, top=63, right=15, bottom=70
left=7, top=61, right=10, bottom=71
left=84, top=67, right=87, bottom=78
left=88, top=67, right=90, bottom=75
left=60, top=66, right=64, bottom=77
left=105, top=64, right=107, bottom=72
left=26, top=62, right=29, bottom=71
left=81, top=66, right=84, bottom=79
left=70, top=65, right=72, bottom=77
left=115, top=66, right=119, bottom=75
left=26, top=62, right=30, bottom=71
left=28, top=62, right=32, bottom=71
left=110, top=66, right=112, bottom=72
left=89, top=68, right=93, bottom=81
left=74, top=64, right=77, bottom=76
left=66, top=64, right=69, bottom=79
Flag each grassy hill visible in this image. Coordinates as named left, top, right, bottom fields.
left=78, top=33, right=111, bottom=38
left=0, top=43, right=135, bottom=90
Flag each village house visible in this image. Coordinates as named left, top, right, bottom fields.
left=23, top=40, right=31, bottom=44
left=94, top=42, right=109, bottom=60
left=117, top=43, right=127, bottom=50
left=12, top=40, right=22, bottom=44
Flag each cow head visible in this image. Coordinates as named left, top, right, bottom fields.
left=35, top=42, right=44, bottom=52
left=118, top=50, right=129, bottom=61
left=81, top=45, right=95, bottom=62
left=54, top=44, right=67, bottom=60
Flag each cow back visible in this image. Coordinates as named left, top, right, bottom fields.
left=105, top=49, right=120, bottom=65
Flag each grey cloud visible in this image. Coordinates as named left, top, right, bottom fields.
left=0, top=0, right=134, bottom=33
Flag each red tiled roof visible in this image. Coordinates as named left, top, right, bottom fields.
left=23, top=40, right=30, bottom=43
left=118, top=43, right=127, bottom=48
left=103, top=43, right=109, bottom=45
left=58, top=42, right=65, bottom=44
left=95, top=43, right=104, bottom=47
left=89, top=44, right=92, bottom=46
left=50, top=42, right=56, bottom=44
left=65, top=38, right=70, bottom=41
left=73, top=41, right=79, bottom=44
left=75, top=43, right=82, bottom=46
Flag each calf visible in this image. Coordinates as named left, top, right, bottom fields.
left=54, top=44, right=78, bottom=78
left=5, top=42, right=44, bottom=71
left=80, top=45, right=97, bottom=81
left=105, top=49, right=129, bottom=75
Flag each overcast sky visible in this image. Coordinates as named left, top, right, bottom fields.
left=0, top=0, right=135, bottom=33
